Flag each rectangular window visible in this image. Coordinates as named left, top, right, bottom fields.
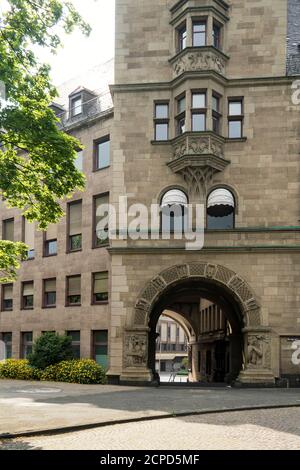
left=68, top=200, right=82, bottom=252
left=21, top=332, right=33, bottom=358
left=228, top=98, right=244, bottom=138
left=213, top=22, right=221, bottom=49
left=67, top=331, right=80, bottom=358
left=1, top=333, right=12, bottom=359
left=212, top=93, right=222, bottom=134
left=23, top=218, right=35, bottom=259
left=93, top=330, right=108, bottom=369
left=44, top=223, right=57, bottom=257
left=2, top=218, right=14, bottom=241
left=94, top=194, right=109, bottom=247
left=95, top=136, right=110, bottom=170
left=1, top=284, right=13, bottom=311
left=22, top=281, right=34, bottom=309
left=193, top=21, right=206, bottom=47
left=75, top=150, right=83, bottom=171
left=92, top=272, right=108, bottom=303
left=71, top=96, right=82, bottom=116
left=66, top=275, right=81, bottom=306
left=154, top=102, right=169, bottom=141
left=43, top=278, right=56, bottom=308
left=191, top=92, right=206, bottom=132
left=177, top=24, right=187, bottom=51
left=175, top=95, right=186, bottom=136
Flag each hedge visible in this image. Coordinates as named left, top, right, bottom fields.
left=0, top=359, right=106, bottom=384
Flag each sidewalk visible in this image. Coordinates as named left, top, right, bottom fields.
left=1, top=379, right=300, bottom=437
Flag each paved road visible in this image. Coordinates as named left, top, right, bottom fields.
left=1, top=379, right=300, bottom=436
left=1, top=407, right=300, bottom=450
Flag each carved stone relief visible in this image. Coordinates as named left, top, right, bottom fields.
left=173, top=50, right=226, bottom=77
left=124, top=332, right=148, bottom=368
left=247, top=334, right=271, bottom=369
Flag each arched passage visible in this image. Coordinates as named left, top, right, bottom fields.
left=122, top=263, right=275, bottom=385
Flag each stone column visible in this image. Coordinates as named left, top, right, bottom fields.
left=238, top=327, right=275, bottom=385
left=120, top=328, right=152, bottom=383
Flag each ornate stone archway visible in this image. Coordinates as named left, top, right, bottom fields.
left=122, top=263, right=275, bottom=385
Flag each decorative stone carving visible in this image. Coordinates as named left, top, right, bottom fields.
left=247, top=334, right=271, bottom=369
left=171, top=48, right=227, bottom=78
left=124, top=332, right=148, bottom=368
left=134, top=263, right=262, bottom=328
left=188, top=138, right=210, bottom=155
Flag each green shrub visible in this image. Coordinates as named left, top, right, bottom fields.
left=28, top=332, right=74, bottom=370
left=0, top=359, right=36, bottom=380
left=41, top=359, right=106, bottom=384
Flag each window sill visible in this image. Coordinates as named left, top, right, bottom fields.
left=225, top=137, right=247, bottom=143
left=67, top=249, right=82, bottom=254
left=22, top=308, right=34, bottom=311
left=92, top=301, right=109, bottom=306
left=93, top=165, right=110, bottom=173
left=43, top=253, right=58, bottom=258
left=1, top=309, right=13, bottom=312
left=66, top=304, right=82, bottom=308
left=42, top=306, right=57, bottom=309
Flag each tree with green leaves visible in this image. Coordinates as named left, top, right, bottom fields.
left=0, top=0, right=90, bottom=281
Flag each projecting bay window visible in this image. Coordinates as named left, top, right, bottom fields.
left=43, top=279, right=56, bottom=308
left=1, top=284, right=13, bottom=311
left=228, top=98, right=244, bottom=139
left=93, top=194, right=109, bottom=248
left=21, top=332, right=33, bottom=358
left=177, top=23, right=187, bottom=52
left=68, top=200, right=82, bottom=252
left=154, top=103, right=169, bottom=141
left=2, top=218, right=14, bottom=241
left=193, top=21, right=206, bottom=47
left=92, top=272, right=108, bottom=304
left=23, top=217, right=35, bottom=259
left=213, top=21, right=222, bottom=49
left=175, top=95, right=186, bottom=136
left=1, top=333, right=12, bottom=359
left=93, top=330, right=108, bottom=369
left=212, top=93, right=222, bottom=134
left=22, top=281, right=34, bottom=310
left=44, top=224, right=57, bottom=257
left=191, top=92, right=206, bottom=132
left=66, top=275, right=81, bottom=306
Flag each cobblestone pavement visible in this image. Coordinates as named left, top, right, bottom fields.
left=1, top=380, right=300, bottom=436
left=1, top=407, right=300, bottom=450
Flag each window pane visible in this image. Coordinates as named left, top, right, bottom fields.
left=45, top=279, right=56, bottom=292
left=213, top=116, right=220, bottom=134
left=46, top=240, right=57, bottom=256
left=72, top=97, right=82, bottom=116
left=229, top=120, right=242, bottom=138
left=45, top=292, right=56, bottom=306
left=68, top=331, right=80, bottom=342
left=23, top=283, right=33, bottom=296
left=69, top=202, right=82, bottom=236
left=177, top=118, right=186, bottom=135
left=95, top=345, right=108, bottom=368
left=155, top=123, right=168, bottom=141
left=212, top=96, right=219, bottom=112
left=213, top=24, right=221, bottom=49
left=97, top=139, right=110, bottom=169
left=192, top=93, right=206, bottom=109
left=207, top=213, right=234, bottom=229
left=178, top=27, right=187, bottom=50
left=155, top=104, right=168, bottom=119
left=95, top=331, right=108, bottom=343
left=193, top=23, right=206, bottom=46
left=229, top=101, right=242, bottom=115
left=177, top=96, right=186, bottom=114
left=3, top=219, right=14, bottom=241
left=75, top=150, right=83, bottom=171
left=68, top=276, right=81, bottom=295
left=70, top=234, right=82, bottom=250
left=192, top=113, right=206, bottom=131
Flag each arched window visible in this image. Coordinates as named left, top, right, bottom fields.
left=207, top=188, right=235, bottom=229
left=161, top=189, right=188, bottom=233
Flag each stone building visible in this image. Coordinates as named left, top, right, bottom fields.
left=1, top=1, right=300, bottom=386
left=155, top=315, right=188, bottom=374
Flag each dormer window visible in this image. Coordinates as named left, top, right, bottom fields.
left=71, top=95, right=82, bottom=117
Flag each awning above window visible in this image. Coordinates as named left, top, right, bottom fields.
left=161, top=189, right=188, bottom=208
left=207, top=189, right=234, bottom=217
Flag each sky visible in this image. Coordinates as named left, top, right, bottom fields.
left=35, top=0, right=115, bottom=86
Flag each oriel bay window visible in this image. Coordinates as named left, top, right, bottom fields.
left=44, top=223, right=57, bottom=257
left=154, top=102, right=169, bottom=141
left=191, top=92, right=206, bottom=131
left=1, top=333, right=12, bottom=359
left=193, top=21, right=207, bottom=47
left=212, top=93, right=222, bottom=134
left=93, top=272, right=108, bottom=304
left=2, top=218, right=14, bottom=241
left=175, top=94, right=186, bottom=136
left=21, top=332, right=33, bottom=358
left=68, top=200, right=82, bottom=252
left=94, top=136, right=110, bottom=170
left=23, top=217, right=35, bottom=259
left=2, top=284, right=13, bottom=311
left=228, top=98, right=244, bottom=139
left=94, top=194, right=109, bottom=247
left=43, top=279, right=56, bottom=308
left=22, top=282, right=34, bottom=309
left=67, top=275, right=81, bottom=306
left=93, top=330, right=108, bottom=368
